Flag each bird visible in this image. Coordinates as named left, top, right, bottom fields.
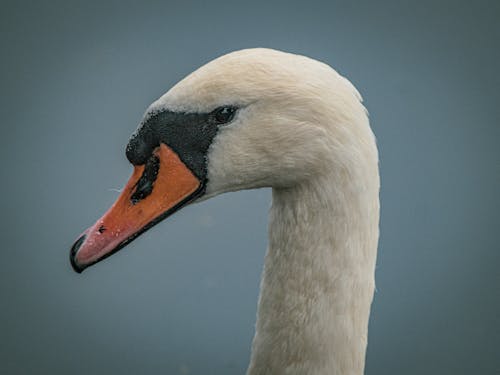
left=70, top=48, right=380, bottom=375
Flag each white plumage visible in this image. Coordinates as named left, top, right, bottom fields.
left=150, top=48, right=380, bottom=375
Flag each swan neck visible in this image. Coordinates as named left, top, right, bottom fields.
left=248, top=173, right=379, bottom=375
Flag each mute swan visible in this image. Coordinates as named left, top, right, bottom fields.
left=70, top=48, right=380, bottom=375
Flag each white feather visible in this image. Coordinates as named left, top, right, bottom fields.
left=150, top=48, right=379, bottom=375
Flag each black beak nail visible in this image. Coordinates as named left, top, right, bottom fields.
left=70, top=234, right=86, bottom=274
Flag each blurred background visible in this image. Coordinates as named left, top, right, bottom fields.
left=1, top=0, right=498, bottom=374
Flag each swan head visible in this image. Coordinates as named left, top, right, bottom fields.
left=70, top=48, right=372, bottom=272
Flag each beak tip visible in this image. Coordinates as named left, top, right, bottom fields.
left=70, top=259, right=85, bottom=274
left=70, top=234, right=87, bottom=274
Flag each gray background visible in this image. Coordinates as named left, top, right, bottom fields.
left=1, top=0, right=499, bottom=374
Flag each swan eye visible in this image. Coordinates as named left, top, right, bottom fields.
left=212, top=106, right=237, bottom=125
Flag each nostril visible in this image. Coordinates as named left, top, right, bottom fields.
left=70, top=234, right=86, bottom=273
left=131, top=155, right=160, bottom=205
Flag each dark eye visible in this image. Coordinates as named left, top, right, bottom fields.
left=212, top=106, right=237, bottom=125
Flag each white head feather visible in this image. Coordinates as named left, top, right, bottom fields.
left=149, top=48, right=377, bottom=197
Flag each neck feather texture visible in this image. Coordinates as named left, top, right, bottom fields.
left=247, top=167, right=379, bottom=375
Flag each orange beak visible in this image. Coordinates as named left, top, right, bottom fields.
left=70, top=144, right=202, bottom=272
